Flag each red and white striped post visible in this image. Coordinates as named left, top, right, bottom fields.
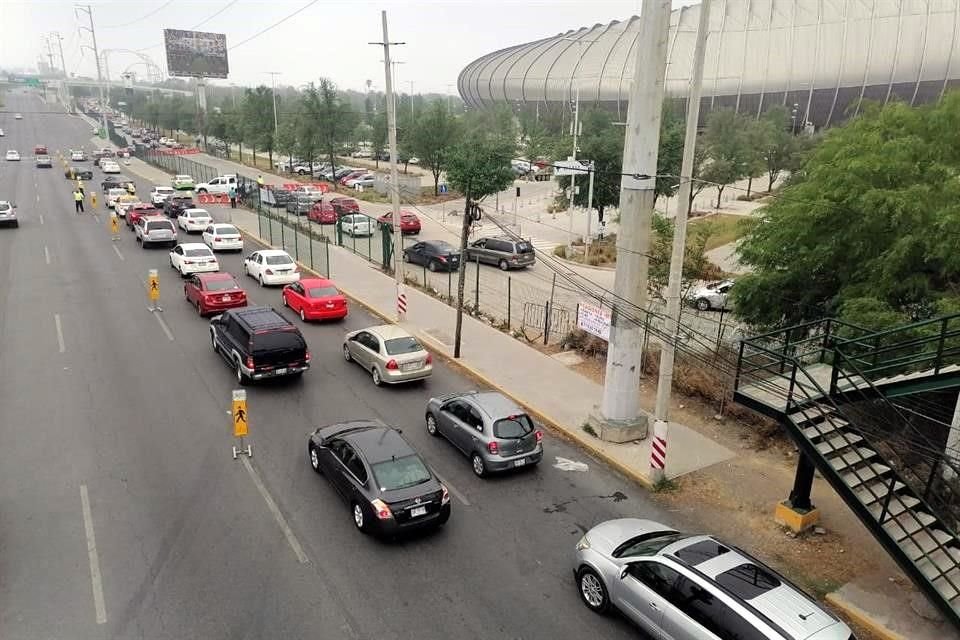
left=396, top=283, right=407, bottom=320
left=650, top=419, right=668, bottom=482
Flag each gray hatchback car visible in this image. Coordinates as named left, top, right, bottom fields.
left=425, top=391, right=543, bottom=476
left=466, top=236, right=536, bottom=270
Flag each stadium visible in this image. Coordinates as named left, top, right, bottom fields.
left=458, top=0, right=960, bottom=128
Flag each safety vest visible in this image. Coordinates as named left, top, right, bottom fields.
left=257, top=177, right=264, bottom=187
left=74, top=191, right=83, bottom=202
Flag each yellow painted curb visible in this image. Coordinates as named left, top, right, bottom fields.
left=825, top=593, right=908, bottom=640
left=237, top=224, right=657, bottom=490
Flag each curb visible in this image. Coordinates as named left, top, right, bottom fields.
left=824, top=593, right=908, bottom=640
left=235, top=220, right=656, bottom=490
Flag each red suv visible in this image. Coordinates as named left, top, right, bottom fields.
left=308, top=202, right=337, bottom=224
left=377, top=210, right=421, bottom=235
left=126, top=203, right=163, bottom=229
left=33, top=144, right=48, bottom=155
left=329, top=197, right=360, bottom=217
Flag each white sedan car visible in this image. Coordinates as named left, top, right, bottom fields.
left=202, top=223, right=243, bottom=252
left=178, top=208, right=213, bottom=233
left=243, top=249, right=300, bottom=286
left=150, top=186, right=176, bottom=205
left=100, top=160, right=121, bottom=174
left=70, top=150, right=86, bottom=161
left=5, top=150, right=20, bottom=161
left=169, top=243, right=220, bottom=277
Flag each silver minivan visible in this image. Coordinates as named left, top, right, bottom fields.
left=136, top=217, right=177, bottom=248
left=425, top=390, right=544, bottom=477
left=466, top=236, right=536, bottom=270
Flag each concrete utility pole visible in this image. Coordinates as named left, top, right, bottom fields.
left=591, top=0, right=672, bottom=442
left=76, top=4, right=108, bottom=136
left=371, top=12, right=406, bottom=321
left=565, top=84, right=580, bottom=235
left=265, top=72, right=281, bottom=135
left=651, top=0, right=713, bottom=484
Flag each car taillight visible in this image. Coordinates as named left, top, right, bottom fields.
left=425, top=353, right=433, bottom=365
left=214, top=237, right=221, bottom=241
left=487, top=441, right=499, bottom=455
left=535, top=430, right=543, bottom=443
left=305, top=351, right=311, bottom=363
left=246, top=355, right=254, bottom=369
left=185, top=260, right=195, bottom=265
left=385, top=359, right=399, bottom=370
left=437, top=255, right=447, bottom=263
left=265, top=269, right=274, bottom=275
left=371, top=498, right=393, bottom=520
left=441, top=484, right=450, bottom=505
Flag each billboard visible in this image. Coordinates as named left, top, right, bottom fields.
left=163, top=29, right=229, bottom=79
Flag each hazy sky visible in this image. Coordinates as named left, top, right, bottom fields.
left=0, top=1, right=696, bottom=95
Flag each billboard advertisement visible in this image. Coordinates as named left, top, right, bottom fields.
left=163, top=29, right=229, bottom=79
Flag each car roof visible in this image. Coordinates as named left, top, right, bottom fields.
left=462, top=391, right=524, bottom=418
left=257, top=249, right=292, bottom=257
left=342, top=425, right=416, bottom=465
left=212, top=224, right=238, bottom=231
left=365, top=324, right=414, bottom=341
left=179, top=243, right=210, bottom=250
left=197, top=272, right=235, bottom=282
left=184, top=208, right=209, bottom=214
left=299, top=277, right=335, bottom=287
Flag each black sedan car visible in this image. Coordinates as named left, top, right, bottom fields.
left=164, top=196, right=195, bottom=218
left=66, top=167, right=94, bottom=180
left=402, top=240, right=462, bottom=272
left=270, top=188, right=294, bottom=208
left=307, top=420, right=451, bottom=536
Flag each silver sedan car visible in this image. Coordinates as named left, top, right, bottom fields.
left=425, top=391, right=543, bottom=477
left=342, top=324, right=433, bottom=386
left=574, top=519, right=853, bottom=640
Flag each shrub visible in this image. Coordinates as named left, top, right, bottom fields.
left=553, top=245, right=567, bottom=259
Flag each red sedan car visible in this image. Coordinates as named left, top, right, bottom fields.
left=377, top=210, right=422, bottom=235
left=282, top=278, right=348, bottom=321
left=183, top=272, right=248, bottom=316
left=329, top=197, right=360, bottom=217
left=308, top=201, right=338, bottom=225
left=339, top=170, right=367, bottom=186
left=126, top=204, right=163, bottom=229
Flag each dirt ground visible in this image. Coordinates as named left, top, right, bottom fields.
left=540, top=345, right=914, bottom=640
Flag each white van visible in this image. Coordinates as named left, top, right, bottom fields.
left=195, top=174, right=237, bottom=195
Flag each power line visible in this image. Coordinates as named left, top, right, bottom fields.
left=193, top=0, right=240, bottom=29
left=229, top=0, right=321, bottom=51
left=101, top=0, right=176, bottom=29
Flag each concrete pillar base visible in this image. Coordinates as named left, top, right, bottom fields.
left=587, top=409, right=649, bottom=444
left=774, top=500, right=821, bottom=533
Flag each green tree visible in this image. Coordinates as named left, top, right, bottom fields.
left=655, top=102, right=685, bottom=204
left=297, top=83, right=322, bottom=171
left=315, top=78, right=357, bottom=178
left=371, top=109, right=387, bottom=168
left=445, top=128, right=516, bottom=357
left=241, top=85, right=276, bottom=168
left=276, top=116, right=299, bottom=171
left=410, top=99, right=460, bottom=195
left=759, top=105, right=805, bottom=192
left=701, top=109, right=753, bottom=208
left=733, top=94, right=960, bottom=329
left=553, top=109, right=622, bottom=222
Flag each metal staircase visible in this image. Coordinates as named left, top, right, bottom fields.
left=733, top=314, right=960, bottom=629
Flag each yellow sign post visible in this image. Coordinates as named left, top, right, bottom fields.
left=147, top=268, right=161, bottom=312
left=90, top=192, right=97, bottom=209
left=109, top=214, right=120, bottom=241
left=231, top=389, right=252, bottom=458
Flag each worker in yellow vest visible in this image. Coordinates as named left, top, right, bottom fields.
left=73, top=189, right=85, bottom=214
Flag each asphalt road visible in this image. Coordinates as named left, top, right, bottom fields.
left=0, top=91, right=682, bottom=639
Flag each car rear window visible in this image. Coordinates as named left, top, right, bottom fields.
left=206, top=279, right=239, bottom=292
left=185, top=248, right=212, bottom=257
left=715, top=563, right=781, bottom=600
left=384, top=336, right=422, bottom=355
left=371, top=454, right=432, bottom=491
left=252, top=330, right=305, bottom=355
left=146, top=221, right=174, bottom=231
left=493, top=414, right=535, bottom=439
left=0, top=203, right=10, bottom=213
left=265, top=255, right=293, bottom=265
left=308, top=286, right=338, bottom=298
left=515, top=241, right=533, bottom=254
left=215, top=226, right=239, bottom=235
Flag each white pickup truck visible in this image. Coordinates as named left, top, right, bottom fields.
left=194, top=174, right=238, bottom=195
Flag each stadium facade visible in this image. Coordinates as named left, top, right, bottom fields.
left=458, top=0, right=960, bottom=128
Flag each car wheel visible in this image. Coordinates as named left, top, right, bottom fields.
left=498, top=259, right=509, bottom=271
left=300, top=308, right=306, bottom=322
left=211, top=332, right=219, bottom=353
left=403, top=252, right=410, bottom=263
left=371, top=367, right=382, bottom=386
left=196, top=300, right=203, bottom=315
left=696, top=298, right=711, bottom=311
left=342, top=344, right=352, bottom=362
left=427, top=260, right=438, bottom=272
left=179, top=266, right=185, bottom=278
left=197, top=188, right=207, bottom=194
left=258, top=274, right=264, bottom=287
left=236, top=361, right=249, bottom=386
left=308, top=445, right=322, bottom=474
left=352, top=502, right=369, bottom=533
left=577, top=568, right=610, bottom=613
left=426, top=413, right=439, bottom=437
left=471, top=453, right=486, bottom=477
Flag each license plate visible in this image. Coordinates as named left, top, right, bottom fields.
left=275, top=367, right=288, bottom=375
left=401, top=362, right=419, bottom=372
left=514, top=458, right=527, bottom=467
left=222, top=295, right=232, bottom=301
left=411, top=506, right=427, bottom=517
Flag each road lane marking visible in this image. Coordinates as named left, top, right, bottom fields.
left=433, top=473, right=470, bottom=506
left=241, top=457, right=309, bottom=564
left=153, top=311, right=174, bottom=341
left=80, top=484, right=107, bottom=624
left=44, top=245, right=51, bottom=265
left=112, top=245, right=124, bottom=261
left=54, top=313, right=65, bottom=353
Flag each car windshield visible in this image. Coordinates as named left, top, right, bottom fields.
left=383, top=337, right=422, bottom=355
left=612, top=531, right=689, bottom=558
left=265, top=255, right=293, bottom=265
left=206, top=279, right=239, bottom=292
left=184, top=248, right=212, bottom=257
left=308, top=286, right=338, bottom=298
left=493, top=415, right=535, bottom=439
left=371, top=454, right=432, bottom=491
